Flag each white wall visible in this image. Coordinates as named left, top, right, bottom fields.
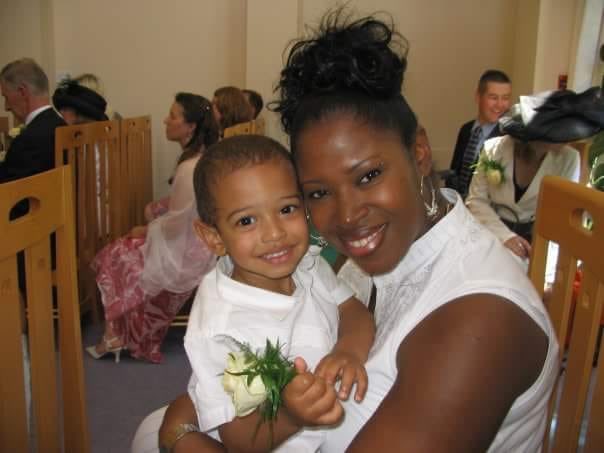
left=52, top=0, right=247, bottom=198
left=301, top=0, right=517, bottom=170
left=0, top=0, right=45, bottom=127
left=246, top=1, right=302, bottom=147
left=534, top=0, right=580, bottom=92
left=2, top=0, right=592, bottom=188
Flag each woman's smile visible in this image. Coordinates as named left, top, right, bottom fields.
left=339, top=224, right=386, bottom=257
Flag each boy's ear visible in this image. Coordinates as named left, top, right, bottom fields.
left=194, top=219, right=227, bottom=256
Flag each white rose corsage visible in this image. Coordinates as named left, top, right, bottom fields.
left=8, top=125, right=25, bottom=139
left=473, top=152, right=506, bottom=186
left=222, top=337, right=295, bottom=441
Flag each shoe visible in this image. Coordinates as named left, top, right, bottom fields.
left=86, top=336, right=124, bottom=363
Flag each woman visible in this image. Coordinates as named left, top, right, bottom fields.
left=146, top=11, right=559, bottom=453
left=73, top=72, right=122, bottom=120
left=212, top=86, right=254, bottom=135
left=88, top=93, right=218, bottom=364
left=53, top=78, right=108, bottom=124
left=466, top=88, right=604, bottom=260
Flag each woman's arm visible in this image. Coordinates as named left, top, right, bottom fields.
left=160, top=376, right=342, bottom=453
left=346, top=294, right=548, bottom=452
left=159, top=395, right=225, bottom=453
left=159, top=394, right=302, bottom=453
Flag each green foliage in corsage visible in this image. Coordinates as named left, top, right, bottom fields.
left=588, top=130, right=604, bottom=191
left=473, top=153, right=507, bottom=186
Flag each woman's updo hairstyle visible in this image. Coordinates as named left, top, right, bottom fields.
left=273, top=8, right=418, bottom=155
left=174, top=92, right=219, bottom=166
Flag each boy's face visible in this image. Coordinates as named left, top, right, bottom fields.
left=197, top=159, right=309, bottom=294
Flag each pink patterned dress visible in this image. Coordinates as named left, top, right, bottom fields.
left=92, top=155, right=215, bottom=363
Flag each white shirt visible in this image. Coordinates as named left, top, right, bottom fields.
left=185, top=247, right=353, bottom=452
left=25, top=105, right=52, bottom=125
left=324, top=190, right=559, bottom=452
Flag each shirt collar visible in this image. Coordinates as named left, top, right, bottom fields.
left=373, top=189, right=463, bottom=289
left=25, top=105, right=52, bottom=125
left=473, top=120, right=498, bottom=138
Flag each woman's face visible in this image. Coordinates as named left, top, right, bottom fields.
left=296, top=114, right=427, bottom=276
left=164, top=102, right=194, bottom=145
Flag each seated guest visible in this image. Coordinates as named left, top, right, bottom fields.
left=212, top=86, right=254, bottom=135
left=0, top=58, right=66, bottom=184
left=447, top=70, right=512, bottom=197
left=73, top=72, right=122, bottom=120
left=242, top=88, right=263, bottom=119
left=466, top=87, right=604, bottom=260
left=52, top=79, right=108, bottom=124
left=87, top=93, right=218, bottom=364
left=144, top=92, right=212, bottom=221
left=53, top=79, right=110, bottom=226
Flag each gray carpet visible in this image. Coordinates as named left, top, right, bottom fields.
left=82, top=322, right=191, bottom=453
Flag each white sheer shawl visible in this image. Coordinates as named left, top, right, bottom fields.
left=140, top=155, right=215, bottom=296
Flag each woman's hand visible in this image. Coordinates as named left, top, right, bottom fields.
left=503, top=235, right=531, bottom=258
left=144, top=203, right=155, bottom=223
left=282, top=357, right=344, bottom=427
left=127, top=225, right=148, bottom=239
left=315, top=350, right=368, bottom=402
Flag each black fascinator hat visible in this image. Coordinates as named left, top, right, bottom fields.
left=500, top=87, right=604, bottom=143
left=53, top=79, right=108, bottom=121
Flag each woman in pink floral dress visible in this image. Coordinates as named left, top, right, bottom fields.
left=88, top=93, right=218, bottom=363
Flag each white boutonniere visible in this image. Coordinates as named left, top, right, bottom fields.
left=473, top=152, right=506, bottom=186
left=8, top=125, right=25, bottom=139
left=222, top=337, right=295, bottom=446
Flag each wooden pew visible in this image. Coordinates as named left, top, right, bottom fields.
left=55, top=120, right=123, bottom=322
left=120, top=116, right=153, bottom=232
left=529, top=176, right=604, bottom=453
left=0, top=166, right=89, bottom=453
left=0, top=116, right=8, bottom=134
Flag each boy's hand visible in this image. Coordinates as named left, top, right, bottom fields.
left=283, top=358, right=343, bottom=427
left=315, top=351, right=368, bottom=402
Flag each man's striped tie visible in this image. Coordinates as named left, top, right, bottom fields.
left=458, top=126, right=483, bottom=197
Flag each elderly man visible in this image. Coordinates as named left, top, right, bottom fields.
left=0, top=58, right=66, bottom=183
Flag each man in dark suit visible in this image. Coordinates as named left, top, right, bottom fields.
left=446, top=70, right=512, bottom=198
left=0, top=58, right=66, bottom=185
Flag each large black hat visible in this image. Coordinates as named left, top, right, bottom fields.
left=53, top=79, right=108, bottom=121
left=499, top=87, right=604, bottom=143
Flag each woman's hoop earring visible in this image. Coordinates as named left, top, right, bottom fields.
left=310, top=231, right=329, bottom=249
left=420, top=175, right=439, bottom=220
left=306, top=210, right=329, bottom=249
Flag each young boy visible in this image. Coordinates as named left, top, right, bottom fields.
left=185, top=135, right=375, bottom=451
